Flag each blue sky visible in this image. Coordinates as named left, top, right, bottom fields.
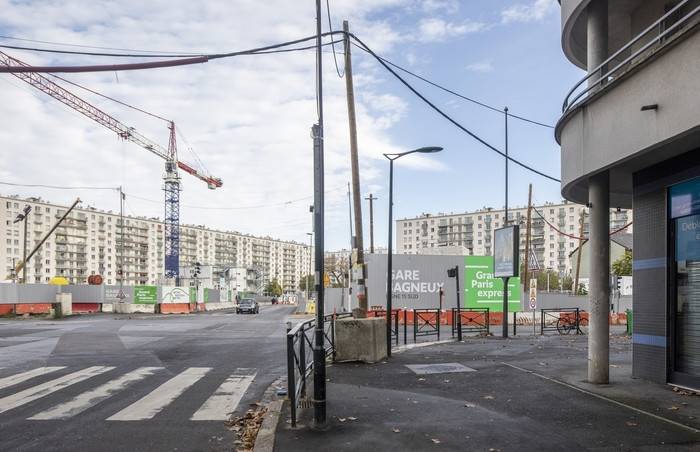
left=0, top=0, right=584, bottom=252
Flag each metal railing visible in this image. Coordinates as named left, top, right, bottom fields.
left=286, top=311, right=352, bottom=427
left=562, top=0, right=700, bottom=114
left=540, top=308, right=582, bottom=335
left=452, top=308, right=490, bottom=336
left=413, top=309, right=440, bottom=342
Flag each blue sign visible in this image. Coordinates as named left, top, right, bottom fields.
left=670, top=177, right=700, bottom=219
left=676, top=213, right=700, bottom=261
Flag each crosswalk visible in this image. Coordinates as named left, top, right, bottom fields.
left=0, top=365, right=258, bottom=422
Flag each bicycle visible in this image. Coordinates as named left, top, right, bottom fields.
left=556, top=312, right=588, bottom=334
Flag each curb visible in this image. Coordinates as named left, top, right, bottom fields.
left=253, top=399, right=283, bottom=452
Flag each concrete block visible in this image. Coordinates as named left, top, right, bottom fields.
left=334, top=317, right=387, bottom=363
left=114, top=302, right=131, bottom=314
left=53, top=293, right=72, bottom=318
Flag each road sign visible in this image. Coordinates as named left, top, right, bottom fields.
left=528, top=251, right=540, bottom=271
left=529, top=279, right=537, bottom=310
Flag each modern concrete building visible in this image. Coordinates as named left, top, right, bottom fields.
left=1, top=194, right=312, bottom=295
left=396, top=201, right=632, bottom=276
left=556, top=1, right=700, bottom=387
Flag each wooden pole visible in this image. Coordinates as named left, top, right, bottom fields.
left=344, top=21, right=367, bottom=315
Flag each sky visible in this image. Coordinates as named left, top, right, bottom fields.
left=0, top=0, right=584, bottom=252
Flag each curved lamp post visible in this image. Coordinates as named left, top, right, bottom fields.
left=384, top=146, right=443, bottom=357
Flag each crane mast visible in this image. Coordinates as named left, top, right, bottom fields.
left=0, top=50, right=222, bottom=282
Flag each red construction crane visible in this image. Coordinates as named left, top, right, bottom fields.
left=0, top=50, right=222, bottom=280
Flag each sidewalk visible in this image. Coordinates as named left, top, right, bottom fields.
left=266, top=326, right=700, bottom=451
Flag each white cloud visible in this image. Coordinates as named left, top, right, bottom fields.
left=467, top=60, right=494, bottom=73
left=501, top=0, right=557, bottom=25
left=417, top=17, right=486, bottom=42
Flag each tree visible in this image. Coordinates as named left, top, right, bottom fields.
left=324, top=254, right=349, bottom=288
left=299, top=274, right=315, bottom=292
left=266, top=277, right=282, bottom=297
left=611, top=249, right=632, bottom=276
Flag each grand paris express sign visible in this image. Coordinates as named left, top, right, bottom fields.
left=464, top=256, right=519, bottom=312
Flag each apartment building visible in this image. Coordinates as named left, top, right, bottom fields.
left=395, top=201, right=633, bottom=276
left=556, top=1, right=700, bottom=388
left=1, top=194, right=312, bottom=294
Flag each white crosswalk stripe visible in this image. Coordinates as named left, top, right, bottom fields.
left=191, top=368, right=257, bottom=421
left=107, top=367, right=212, bottom=421
left=0, top=366, right=259, bottom=422
left=28, top=367, right=162, bottom=420
left=0, top=366, right=114, bottom=414
left=0, top=366, right=65, bottom=389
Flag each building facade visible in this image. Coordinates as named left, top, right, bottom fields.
left=396, top=201, right=632, bottom=276
left=1, top=194, right=312, bottom=294
left=557, top=1, right=700, bottom=387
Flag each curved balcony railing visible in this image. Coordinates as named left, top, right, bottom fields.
left=563, top=0, right=700, bottom=114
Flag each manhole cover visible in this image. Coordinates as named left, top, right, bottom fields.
left=405, top=362, right=476, bottom=375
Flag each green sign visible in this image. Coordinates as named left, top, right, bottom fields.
left=134, top=286, right=157, bottom=304
left=464, top=256, right=519, bottom=311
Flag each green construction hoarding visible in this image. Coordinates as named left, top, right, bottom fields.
left=464, top=256, right=519, bottom=311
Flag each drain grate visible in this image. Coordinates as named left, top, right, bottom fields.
left=297, top=399, right=314, bottom=409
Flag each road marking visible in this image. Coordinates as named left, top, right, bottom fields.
left=191, top=368, right=257, bottom=421
left=107, top=367, right=211, bottom=421
left=0, top=366, right=113, bottom=414
left=28, top=367, right=162, bottom=420
left=0, top=367, right=66, bottom=389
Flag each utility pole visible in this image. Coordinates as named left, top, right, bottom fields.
left=344, top=20, right=367, bottom=317
left=523, top=184, right=533, bottom=290
left=365, top=194, right=377, bottom=253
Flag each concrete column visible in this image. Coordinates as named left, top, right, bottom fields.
left=588, top=170, right=610, bottom=384
left=587, top=0, right=609, bottom=89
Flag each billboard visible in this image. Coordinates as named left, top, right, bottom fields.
left=363, top=253, right=462, bottom=310
left=494, top=225, right=519, bottom=278
left=464, top=256, right=520, bottom=311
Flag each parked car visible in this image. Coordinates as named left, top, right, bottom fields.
left=237, top=298, right=259, bottom=314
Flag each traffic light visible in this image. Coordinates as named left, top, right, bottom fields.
left=615, top=276, right=621, bottom=292
left=194, top=262, right=201, bottom=278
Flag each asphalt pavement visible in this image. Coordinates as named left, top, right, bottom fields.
left=261, top=325, right=700, bottom=451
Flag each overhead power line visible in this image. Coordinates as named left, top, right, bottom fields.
left=0, top=30, right=559, bottom=182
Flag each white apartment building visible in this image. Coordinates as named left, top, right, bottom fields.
left=395, top=200, right=633, bottom=275
left=1, top=194, right=312, bottom=293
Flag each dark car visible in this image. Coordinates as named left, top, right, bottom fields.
left=237, top=298, right=259, bottom=314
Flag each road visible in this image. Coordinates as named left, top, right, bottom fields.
left=0, top=304, right=299, bottom=451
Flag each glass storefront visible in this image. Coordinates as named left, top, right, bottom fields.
left=671, top=178, right=700, bottom=386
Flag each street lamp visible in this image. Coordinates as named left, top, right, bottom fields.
left=13, top=205, right=31, bottom=284
left=384, top=146, right=443, bottom=357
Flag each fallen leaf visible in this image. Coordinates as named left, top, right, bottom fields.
left=431, top=439, right=440, bottom=444
left=413, top=401, right=419, bottom=404
left=626, top=421, right=637, bottom=426
left=444, top=379, right=450, bottom=383
left=539, top=362, right=548, bottom=366
left=348, top=416, right=357, bottom=421
left=418, top=378, right=426, bottom=381
left=465, top=403, right=476, bottom=408
left=392, top=428, right=401, bottom=433
left=339, top=418, right=346, bottom=422
left=484, top=395, right=495, bottom=400
left=668, top=406, right=679, bottom=411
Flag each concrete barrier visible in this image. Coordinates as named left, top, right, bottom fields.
left=53, top=293, right=72, bottom=318
left=334, top=317, right=387, bottom=363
